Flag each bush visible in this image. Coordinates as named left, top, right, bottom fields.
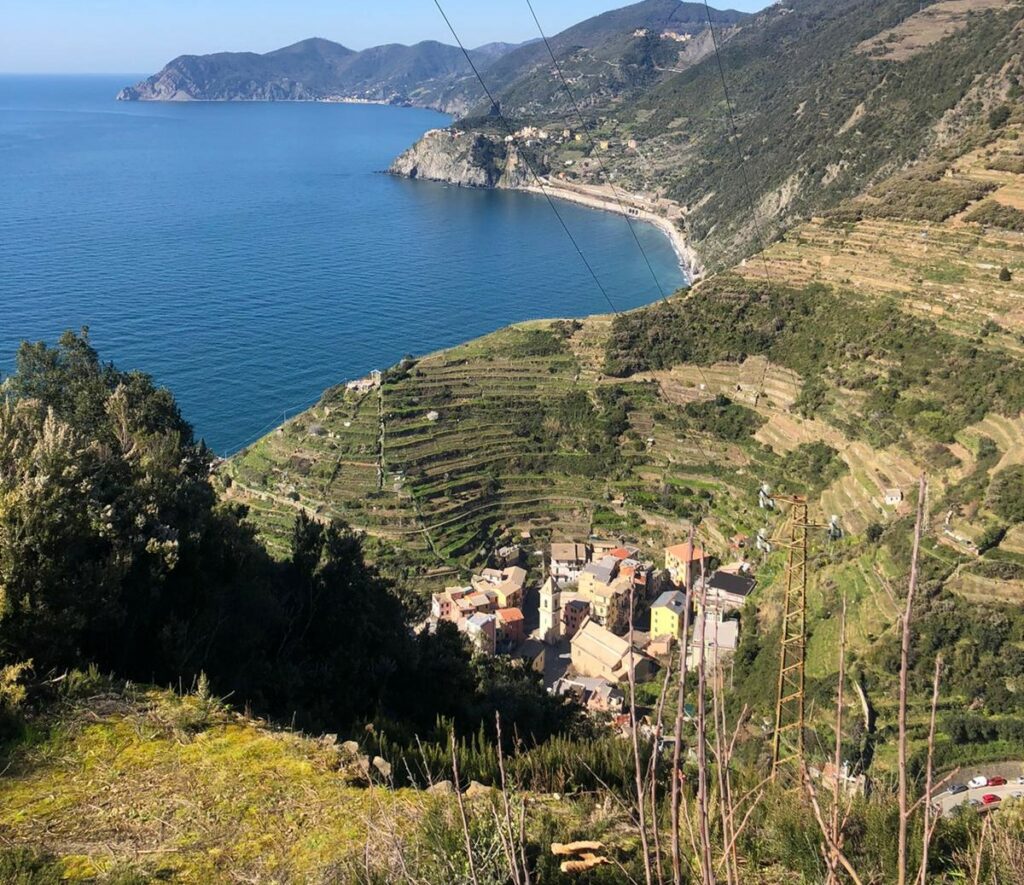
left=966, top=200, right=1024, bottom=232
left=855, top=176, right=995, bottom=222
left=989, top=104, right=1012, bottom=130
left=991, top=465, right=1024, bottom=524
left=1001, top=266, right=1014, bottom=282
left=679, top=394, right=766, bottom=441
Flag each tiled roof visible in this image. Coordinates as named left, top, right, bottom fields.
left=665, top=542, right=707, bottom=562
left=571, top=619, right=632, bottom=669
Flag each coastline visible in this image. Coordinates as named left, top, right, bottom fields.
left=515, top=180, right=700, bottom=284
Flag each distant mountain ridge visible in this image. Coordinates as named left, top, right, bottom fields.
left=116, top=37, right=517, bottom=113
left=117, top=0, right=748, bottom=114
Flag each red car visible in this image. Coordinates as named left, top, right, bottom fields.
left=988, top=776, right=1008, bottom=787
left=982, top=794, right=1002, bottom=806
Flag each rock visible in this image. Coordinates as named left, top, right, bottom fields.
left=464, top=780, right=492, bottom=799
left=388, top=130, right=532, bottom=190
left=426, top=780, right=455, bottom=795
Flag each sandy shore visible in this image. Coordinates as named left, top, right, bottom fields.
left=516, top=179, right=702, bottom=284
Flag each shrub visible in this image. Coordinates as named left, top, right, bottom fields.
left=989, top=104, right=1012, bottom=130
left=679, top=394, right=766, bottom=441
left=1001, top=266, right=1014, bottom=282
left=966, top=200, right=1024, bottom=232
left=991, top=465, right=1024, bottom=524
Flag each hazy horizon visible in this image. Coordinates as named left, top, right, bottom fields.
left=1, top=0, right=773, bottom=74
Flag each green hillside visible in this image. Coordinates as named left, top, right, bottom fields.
left=8, top=1, right=1024, bottom=881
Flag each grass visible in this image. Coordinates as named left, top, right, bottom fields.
left=0, top=686, right=425, bottom=883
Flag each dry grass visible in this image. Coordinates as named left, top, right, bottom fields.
left=856, top=0, right=1015, bottom=62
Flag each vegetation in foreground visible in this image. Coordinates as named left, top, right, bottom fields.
left=2, top=332, right=1024, bottom=881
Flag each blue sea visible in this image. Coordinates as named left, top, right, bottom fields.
left=0, top=75, right=685, bottom=454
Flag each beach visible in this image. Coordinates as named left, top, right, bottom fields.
left=517, top=178, right=702, bottom=284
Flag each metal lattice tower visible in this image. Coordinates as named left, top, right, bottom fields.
left=771, top=495, right=810, bottom=780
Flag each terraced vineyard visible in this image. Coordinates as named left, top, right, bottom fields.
left=227, top=325, right=619, bottom=573
left=742, top=128, right=1024, bottom=344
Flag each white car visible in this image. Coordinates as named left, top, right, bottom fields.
left=1015, top=775, right=1024, bottom=785
left=968, top=775, right=989, bottom=789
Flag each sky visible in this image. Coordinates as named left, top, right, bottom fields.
left=0, top=0, right=774, bottom=74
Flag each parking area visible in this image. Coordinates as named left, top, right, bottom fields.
left=934, top=765, right=1024, bottom=817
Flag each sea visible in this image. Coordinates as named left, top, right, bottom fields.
left=0, top=75, right=686, bottom=454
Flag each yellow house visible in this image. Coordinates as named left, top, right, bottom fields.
left=650, top=590, right=687, bottom=639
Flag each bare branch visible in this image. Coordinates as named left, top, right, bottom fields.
left=898, top=475, right=928, bottom=885
left=450, top=729, right=480, bottom=885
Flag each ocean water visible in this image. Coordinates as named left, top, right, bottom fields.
left=0, top=75, right=685, bottom=454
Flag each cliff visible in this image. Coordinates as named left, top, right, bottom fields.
left=388, top=129, right=535, bottom=189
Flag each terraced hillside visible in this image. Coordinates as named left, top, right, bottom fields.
left=226, top=52, right=1024, bottom=779
left=227, top=325, right=605, bottom=571
left=749, top=128, right=1024, bottom=343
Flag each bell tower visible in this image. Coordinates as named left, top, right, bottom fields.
left=539, top=577, right=561, bottom=644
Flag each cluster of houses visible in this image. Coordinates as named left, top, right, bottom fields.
left=430, top=565, right=527, bottom=655
left=632, top=27, right=694, bottom=42
left=547, top=540, right=756, bottom=715
left=427, top=535, right=759, bottom=720
left=541, top=541, right=654, bottom=640
left=506, top=125, right=583, bottom=149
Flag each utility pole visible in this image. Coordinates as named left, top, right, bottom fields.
left=771, top=495, right=810, bottom=781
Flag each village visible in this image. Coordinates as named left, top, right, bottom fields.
left=427, top=534, right=757, bottom=722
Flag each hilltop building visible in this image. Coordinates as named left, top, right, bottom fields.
left=552, top=675, right=624, bottom=713
left=465, top=612, right=497, bottom=655
left=496, top=608, right=526, bottom=648
left=690, top=614, right=739, bottom=668
left=540, top=577, right=591, bottom=644
left=472, top=565, right=527, bottom=609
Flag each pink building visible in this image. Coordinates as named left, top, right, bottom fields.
left=496, top=608, right=526, bottom=647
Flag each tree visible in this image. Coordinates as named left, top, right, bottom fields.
left=991, top=465, right=1024, bottom=524
left=1000, top=267, right=1013, bottom=282
left=989, top=104, right=1012, bottom=130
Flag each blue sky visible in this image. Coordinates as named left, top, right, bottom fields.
left=0, top=0, right=773, bottom=74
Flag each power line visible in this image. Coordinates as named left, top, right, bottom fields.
left=524, top=0, right=670, bottom=302
left=432, top=0, right=620, bottom=316
left=222, top=391, right=325, bottom=457
left=701, top=0, right=776, bottom=401
left=701, top=0, right=774, bottom=288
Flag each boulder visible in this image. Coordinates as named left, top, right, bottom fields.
left=464, top=780, right=493, bottom=799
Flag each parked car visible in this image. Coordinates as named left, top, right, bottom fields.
left=988, top=776, right=1007, bottom=787
left=1012, top=792, right=1024, bottom=800
left=948, top=783, right=967, bottom=795
left=982, top=794, right=1002, bottom=806
left=968, top=775, right=989, bottom=789
left=968, top=798, right=982, bottom=808
left=1015, top=775, right=1024, bottom=785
